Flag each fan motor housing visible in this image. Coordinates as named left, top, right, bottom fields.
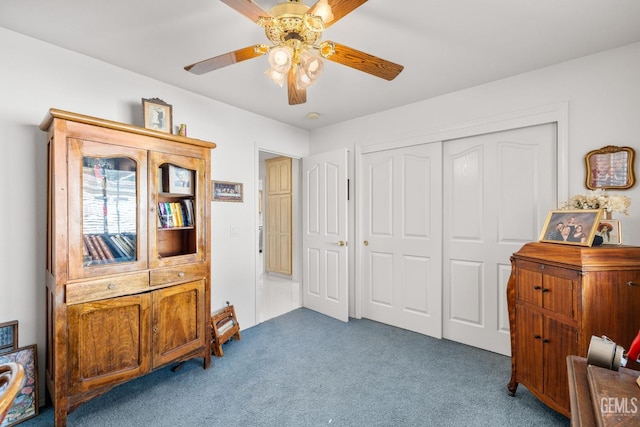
left=265, top=2, right=322, bottom=47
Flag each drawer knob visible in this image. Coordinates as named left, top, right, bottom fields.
left=534, top=286, right=542, bottom=290
left=107, top=283, right=116, bottom=290
left=628, top=281, right=639, bottom=287
left=178, top=271, right=185, bottom=277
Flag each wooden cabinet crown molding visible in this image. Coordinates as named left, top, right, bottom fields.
left=40, top=108, right=217, bottom=149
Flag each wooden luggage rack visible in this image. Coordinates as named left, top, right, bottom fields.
left=211, top=304, right=241, bottom=357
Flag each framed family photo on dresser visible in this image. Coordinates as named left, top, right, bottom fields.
left=539, top=209, right=602, bottom=246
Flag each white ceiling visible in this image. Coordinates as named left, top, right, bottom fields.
left=2, top=0, right=640, bottom=130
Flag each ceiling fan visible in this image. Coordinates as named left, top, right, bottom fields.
left=184, top=0, right=404, bottom=105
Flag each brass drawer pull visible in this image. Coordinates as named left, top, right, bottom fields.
left=628, top=281, right=639, bottom=287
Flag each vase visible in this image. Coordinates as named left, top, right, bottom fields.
left=603, top=210, right=613, bottom=220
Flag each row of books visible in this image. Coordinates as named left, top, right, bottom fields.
left=158, top=200, right=194, bottom=228
left=83, top=233, right=136, bottom=265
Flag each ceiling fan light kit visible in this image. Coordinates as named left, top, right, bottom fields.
left=185, top=0, right=404, bottom=105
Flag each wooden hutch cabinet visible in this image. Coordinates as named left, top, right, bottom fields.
left=507, top=242, right=640, bottom=417
left=41, top=109, right=216, bottom=426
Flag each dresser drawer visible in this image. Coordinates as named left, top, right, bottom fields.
left=149, top=263, right=208, bottom=287
left=66, top=272, right=150, bottom=304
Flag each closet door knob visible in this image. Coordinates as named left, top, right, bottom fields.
left=363, top=240, right=369, bottom=246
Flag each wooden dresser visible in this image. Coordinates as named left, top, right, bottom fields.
left=507, top=242, right=640, bottom=417
left=41, top=109, right=216, bottom=426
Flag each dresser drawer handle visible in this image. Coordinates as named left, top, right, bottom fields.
left=542, top=288, right=550, bottom=293
left=534, top=335, right=541, bottom=340
left=178, top=271, right=185, bottom=278
left=107, top=283, right=116, bottom=290
left=534, top=286, right=542, bottom=290
left=628, top=281, right=639, bottom=287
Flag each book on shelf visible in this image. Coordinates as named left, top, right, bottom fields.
left=157, top=200, right=194, bottom=228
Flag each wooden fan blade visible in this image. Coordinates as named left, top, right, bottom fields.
left=288, top=68, right=307, bottom=105
left=308, top=0, right=367, bottom=28
left=324, top=42, right=404, bottom=80
left=185, top=46, right=264, bottom=75
left=220, top=0, right=272, bottom=23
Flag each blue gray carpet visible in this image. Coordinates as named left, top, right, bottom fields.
left=23, top=308, right=569, bottom=426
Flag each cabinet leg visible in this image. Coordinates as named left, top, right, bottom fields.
left=507, top=380, right=519, bottom=396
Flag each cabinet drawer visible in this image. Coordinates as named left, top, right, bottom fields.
left=149, top=263, right=208, bottom=287
left=515, top=259, right=580, bottom=280
left=66, top=272, right=150, bottom=304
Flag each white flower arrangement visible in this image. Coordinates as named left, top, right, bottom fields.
left=560, top=189, right=631, bottom=215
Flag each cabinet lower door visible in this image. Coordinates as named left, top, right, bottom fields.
left=543, top=316, right=577, bottom=411
left=514, top=305, right=543, bottom=394
left=152, top=280, right=206, bottom=368
left=68, top=294, right=151, bottom=394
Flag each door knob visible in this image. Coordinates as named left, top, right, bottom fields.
left=363, top=240, right=369, bottom=246
left=337, top=241, right=346, bottom=247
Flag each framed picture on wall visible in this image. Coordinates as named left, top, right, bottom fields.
left=585, top=145, right=635, bottom=190
left=212, top=181, right=243, bottom=202
left=539, top=209, right=602, bottom=246
left=142, top=98, right=173, bottom=133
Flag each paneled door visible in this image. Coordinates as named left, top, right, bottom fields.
left=360, top=143, right=443, bottom=337
left=442, top=124, right=557, bottom=355
left=302, top=149, right=349, bottom=322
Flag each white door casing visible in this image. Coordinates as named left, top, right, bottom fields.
left=360, top=143, right=443, bottom=337
left=442, top=124, right=557, bottom=355
left=302, top=149, right=349, bottom=322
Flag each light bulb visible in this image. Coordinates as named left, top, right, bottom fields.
left=267, top=46, right=293, bottom=73
left=265, top=68, right=285, bottom=87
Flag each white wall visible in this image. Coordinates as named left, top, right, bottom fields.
left=310, top=42, right=640, bottom=248
left=0, top=27, right=309, bottom=381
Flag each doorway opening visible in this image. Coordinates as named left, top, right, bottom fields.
left=257, top=150, right=302, bottom=322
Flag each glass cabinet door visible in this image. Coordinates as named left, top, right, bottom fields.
left=149, top=152, right=205, bottom=268
left=68, top=139, right=148, bottom=279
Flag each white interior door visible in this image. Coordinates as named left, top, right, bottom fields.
left=302, top=149, right=349, bottom=322
left=360, top=143, right=442, bottom=337
left=442, top=124, right=557, bottom=355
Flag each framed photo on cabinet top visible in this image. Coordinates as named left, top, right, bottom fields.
left=585, top=145, right=635, bottom=190
left=142, top=98, right=173, bottom=133
left=596, top=219, right=622, bottom=245
left=539, top=209, right=602, bottom=246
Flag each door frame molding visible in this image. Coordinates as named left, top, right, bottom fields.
left=354, top=102, right=569, bottom=319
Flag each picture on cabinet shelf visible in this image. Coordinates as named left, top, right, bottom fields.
left=0, top=345, right=39, bottom=427
left=596, top=219, right=622, bottom=245
left=142, top=98, right=173, bottom=133
left=212, top=181, right=243, bottom=202
left=539, top=209, right=602, bottom=246
left=161, top=164, right=193, bottom=195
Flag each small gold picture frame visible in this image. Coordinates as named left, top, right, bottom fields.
left=142, top=98, right=173, bottom=133
left=597, top=219, right=622, bottom=245
left=539, top=209, right=603, bottom=246
left=585, top=145, right=635, bottom=190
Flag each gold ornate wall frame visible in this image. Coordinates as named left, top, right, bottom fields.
left=585, top=145, right=635, bottom=190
